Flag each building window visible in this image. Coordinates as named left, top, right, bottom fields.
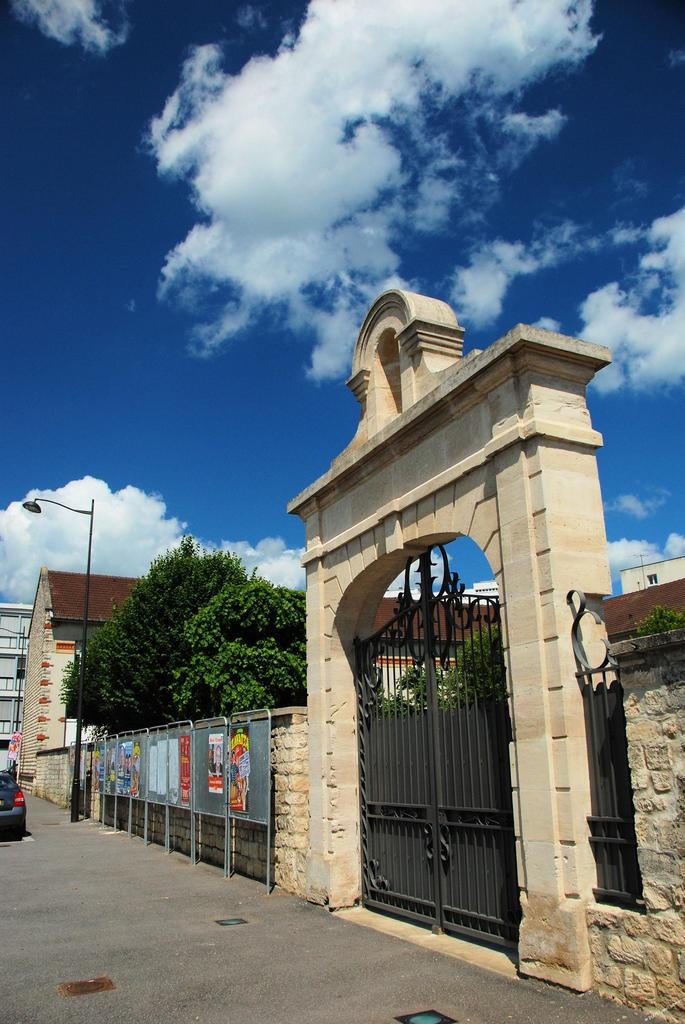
left=0, top=677, right=16, bottom=691
left=0, top=720, right=11, bottom=734
left=647, top=573, right=658, bottom=585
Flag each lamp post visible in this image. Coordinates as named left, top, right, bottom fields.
left=23, top=497, right=94, bottom=822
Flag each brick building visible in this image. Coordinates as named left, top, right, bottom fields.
left=19, top=568, right=137, bottom=790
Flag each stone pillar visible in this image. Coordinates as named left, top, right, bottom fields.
left=484, top=342, right=611, bottom=989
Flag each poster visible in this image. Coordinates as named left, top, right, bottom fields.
left=168, top=737, right=180, bottom=804
left=179, top=733, right=191, bottom=807
left=7, top=731, right=21, bottom=763
left=229, top=726, right=250, bottom=812
left=108, top=744, right=117, bottom=793
left=149, top=743, right=158, bottom=795
left=117, top=741, right=132, bottom=795
left=95, top=744, right=105, bottom=793
left=131, top=740, right=141, bottom=799
left=207, top=732, right=224, bottom=794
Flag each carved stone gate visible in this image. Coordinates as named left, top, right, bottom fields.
left=289, top=289, right=614, bottom=990
left=355, top=545, right=520, bottom=943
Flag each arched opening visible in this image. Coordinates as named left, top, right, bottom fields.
left=374, top=329, right=402, bottom=420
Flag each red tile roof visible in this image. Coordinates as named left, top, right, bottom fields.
left=47, top=570, right=137, bottom=623
left=603, top=577, right=685, bottom=641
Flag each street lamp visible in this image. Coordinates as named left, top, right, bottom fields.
left=22, top=496, right=94, bottom=822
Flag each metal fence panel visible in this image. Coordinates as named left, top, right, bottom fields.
left=105, top=737, right=118, bottom=796
left=228, top=714, right=270, bottom=826
left=166, top=725, right=193, bottom=809
left=147, top=728, right=169, bottom=803
left=192, top=719, right=227, bottom=817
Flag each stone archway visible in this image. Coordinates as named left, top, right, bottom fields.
left=289, top=289, right=612, bottom=990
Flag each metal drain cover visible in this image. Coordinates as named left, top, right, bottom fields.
left=395, top=1013, right=457, bottom=1024
left=57, top=976, right=115, bottom=997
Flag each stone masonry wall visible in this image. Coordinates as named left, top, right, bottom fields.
left=587, top=630, right=685, bottom=1020
left=34, top=747, right=71, bottom=807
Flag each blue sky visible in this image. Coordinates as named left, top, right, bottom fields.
left=1, top=0, right=684, bottom=604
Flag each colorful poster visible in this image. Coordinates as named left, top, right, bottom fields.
left=108, top=744, right=117, bottom=792
left=229, top=726, right=250, bottom=812
left=117, top=741, right=132, bottom=795
left=7, top=731, right=21, bottom=763
left=131, top=740, right=141, bottom=799
left=208, top=732, right=224, bottom=793
left=168, top=737, right=180, bottom=804
left=179, top=733, right=191, bottom=807
left=95, top=745, right=104, bottom=793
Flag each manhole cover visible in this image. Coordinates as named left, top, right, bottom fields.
left=395, top=1013, right=457, bottom=1024
left=57, top=976, right=115, bottom=997
left=215, top=917, right=248, bottom=926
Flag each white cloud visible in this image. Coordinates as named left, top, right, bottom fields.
left=607, top=538, right=662, bottom=580
left=580, top=205, right=685, bottom=392
left=604, top=490, right=669, bottom=520
left=219, top=537, right=304, bottom=589
left=10, top=0, right=129, bottom=54
left=451, top=220, right=591, bottom=327
left=148, top=0, right=597, bottom=380
left=533, top=316, right=561, bottom=331
left=607, top=532, right=685, bottom=581
left=0, top=477, right=306, bottom=602
left=667, top=49, right=685, bottom=68
left=665, top=532, right=685, bottom=558
left=0, top=477, right=185, bottom=603
left=236, top=5, right=267, bottom=32
left=499, top=108, right=566, bottom=164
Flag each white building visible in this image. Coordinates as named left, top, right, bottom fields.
left=620, top=554, right=685, bottom=594
left=0, top=603, right=32, bottom=772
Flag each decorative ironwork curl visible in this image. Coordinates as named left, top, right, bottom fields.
left=567, top=589, right=616, bottom=672
left=368, top=859, right=390, bottom=891
left=397, top=544, right=458, bottom=610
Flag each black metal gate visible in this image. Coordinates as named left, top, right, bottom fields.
left=355, top=546, right=520, bottom=944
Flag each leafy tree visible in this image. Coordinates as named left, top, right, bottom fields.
left=635, top=604, right=685, bottom=637
left=176, top=578, right=306, bottom=718
left=62, top=537, right=252, bottom=732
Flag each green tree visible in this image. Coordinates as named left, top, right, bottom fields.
left=176, top=578, right=306, bottom=718
left=635, top=604, right=685, bottom=637
left=62, top=537, right=251, bottom=731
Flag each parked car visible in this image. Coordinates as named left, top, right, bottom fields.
left=0, top=771, right=26, bottom=840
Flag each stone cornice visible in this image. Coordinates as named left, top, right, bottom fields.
left=289, top=325, right=610, bottom=535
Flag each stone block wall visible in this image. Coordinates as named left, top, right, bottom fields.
left=587, top=630, right=685, bottom=1020
left=34, top=747, right=71, bottom=807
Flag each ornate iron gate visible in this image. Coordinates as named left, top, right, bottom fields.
left=354, top=546, right=520, bottom=944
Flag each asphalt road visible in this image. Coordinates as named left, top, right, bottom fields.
left=0, top=795, right=650, bottom=1024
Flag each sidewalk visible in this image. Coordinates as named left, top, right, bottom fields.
left=1, top=795, right=649, bottom=1024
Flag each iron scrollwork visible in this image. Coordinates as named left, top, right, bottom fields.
left=439, top=824, right=451, bottom=866
left=368, top=858, right=390, bottom=891
left=567, top=589, right=616, bottom=675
